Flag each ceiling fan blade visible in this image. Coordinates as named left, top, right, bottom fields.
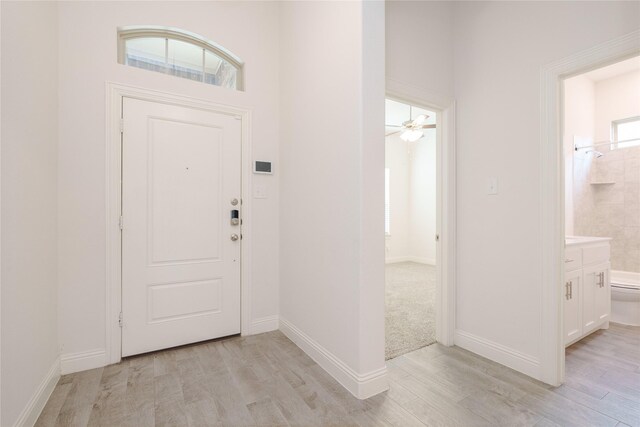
left=412, top=114, right=429, bottom=125
left=416, top=124, right=436, bottom=129
left=385, top=130, right=401, bottom=137
left=385, top=124, right=403, bottom=128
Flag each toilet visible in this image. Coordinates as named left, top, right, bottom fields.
left=611, top=271, right=640, bottom=326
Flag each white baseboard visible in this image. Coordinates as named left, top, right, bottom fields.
left=60, top=349, right=106, bottom=375
left=385, top=256, right=436, bottom=265
left=251, top=315, right=279, bottom=334
left=454, top=329, right=540, bottom=379
left=279, top=317, right=388, bottom=399
left=14, top=356, right=60, bottom=427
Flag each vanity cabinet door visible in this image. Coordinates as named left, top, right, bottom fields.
left=594, top=263, right=611, bottom=325
left=582, top=262, right=610, bottom=334
left=564, top=269, right=582, bottom=345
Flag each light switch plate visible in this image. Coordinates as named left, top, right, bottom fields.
left=488, top=177, right=498, bottom=195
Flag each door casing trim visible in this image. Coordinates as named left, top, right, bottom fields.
left=105, top=82, right=252, bottom=364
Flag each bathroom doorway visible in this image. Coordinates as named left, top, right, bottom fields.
left=561, top=55, right=640, bottom=384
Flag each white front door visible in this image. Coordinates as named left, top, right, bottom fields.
left=121, top=97, right=241, bottom=357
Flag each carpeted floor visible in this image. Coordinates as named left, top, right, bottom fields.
left=385, top=262, right=436, bottom=360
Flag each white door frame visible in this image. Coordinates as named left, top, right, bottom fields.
left=105, top=82, right=253, bottom=364
left=539, top=30, right=639, bottom=386
left=386, top=78, right=457, bottom=346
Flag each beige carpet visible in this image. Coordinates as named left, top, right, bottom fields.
left=385, top=262, right=436, bottom=360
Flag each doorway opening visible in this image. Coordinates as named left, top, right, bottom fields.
left=561, top=55, right=640, bottom=380
left=384, top=98, right=439, bottom=359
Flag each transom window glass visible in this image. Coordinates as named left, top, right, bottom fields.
left=118, top=27, right=243, bottom=90
left=612, top=116, right=640, bottom=149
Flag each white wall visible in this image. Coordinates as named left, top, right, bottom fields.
left=57, top=1, right=280, bottom=364
left=408, top=134, right=437, bottom=265
left=453, top=1, right=640, bottom=377
left=279, top=1, right=387, bottom=397
left=564, top=75, right=595, bottom=235
left=384, top=133, right=437, bottom=265
left=385, top=136, right=410, bottom=261
left=594, top=70, right=640, bottom=143
left=1, top=2, right=60, bottom=425
left=386, top=1, right=454, bottom=104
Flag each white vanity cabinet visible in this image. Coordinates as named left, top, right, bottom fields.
left=564, top=237, right=611, bottom=346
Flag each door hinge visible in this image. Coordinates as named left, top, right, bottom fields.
left=118, top=311, right=123, bottom=328
left=119, top=216, right=123, bottom=230
left=120, top=118, right=124, bottom=134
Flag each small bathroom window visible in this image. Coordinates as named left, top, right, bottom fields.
left=117, top=26, right=244, bottom=90
left=612, top=116, right=640, bottom=149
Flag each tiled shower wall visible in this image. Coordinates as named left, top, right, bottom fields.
left=574, top=144, right=640, bottom=273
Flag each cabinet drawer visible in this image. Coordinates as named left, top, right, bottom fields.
left=583, top=245, right=610, bottom=265
left=565, top=247, right=582, bottom=272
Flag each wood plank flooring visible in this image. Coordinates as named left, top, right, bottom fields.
left=36, top=323, right=639, bottom=426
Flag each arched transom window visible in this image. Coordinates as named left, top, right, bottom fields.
left=117, top=26, right=244, bottom=90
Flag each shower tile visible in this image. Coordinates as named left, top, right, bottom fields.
left=624, top=204, right=640, bottom=227
left=625, top=236, right=640, bottom=252
left=596, top=203, right=624, bottom=227
left=601, top=147, right=625, bottom=161
left=623, top=250, right=640, bottom=273
left=593, top=224, right=623, bottom=241
left=594, top=158, right=624, bottom=183
left=624, top=226, right=640, bottom=241
left=623, top=146, right=640, bottom=160
left=593, top=183, right=624, bottom=204
left=625, top=157, right=640, bottom=182
left=624, top=182, right=640, bottom=205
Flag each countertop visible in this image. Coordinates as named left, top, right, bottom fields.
left=565, top=235, right=612, bottom=247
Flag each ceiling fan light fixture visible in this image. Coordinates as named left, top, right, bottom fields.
left=400, top=129, right=423, bottom=142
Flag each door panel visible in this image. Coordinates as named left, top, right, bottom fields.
left=122, top=97, right=241, bottom=357
left=149, top=118, right=223, bottom=264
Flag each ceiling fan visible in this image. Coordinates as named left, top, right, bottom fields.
left=385, top=107, right=436, bottom=142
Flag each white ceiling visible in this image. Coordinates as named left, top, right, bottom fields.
left=385, top=99, right=436, bottom=131
left=582, top=56, right=640, bottom=82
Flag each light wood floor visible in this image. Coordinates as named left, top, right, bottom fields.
left=36, top=323, right=639, bottom=427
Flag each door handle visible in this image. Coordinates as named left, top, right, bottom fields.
left=598, top=272, right=605, bottom=288
left=230, top=234, right=239, bottom=241
left=565, top=281, right=571, bottom=300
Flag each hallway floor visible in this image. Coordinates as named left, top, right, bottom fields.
left=36, top=324, right=639, bottom=426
